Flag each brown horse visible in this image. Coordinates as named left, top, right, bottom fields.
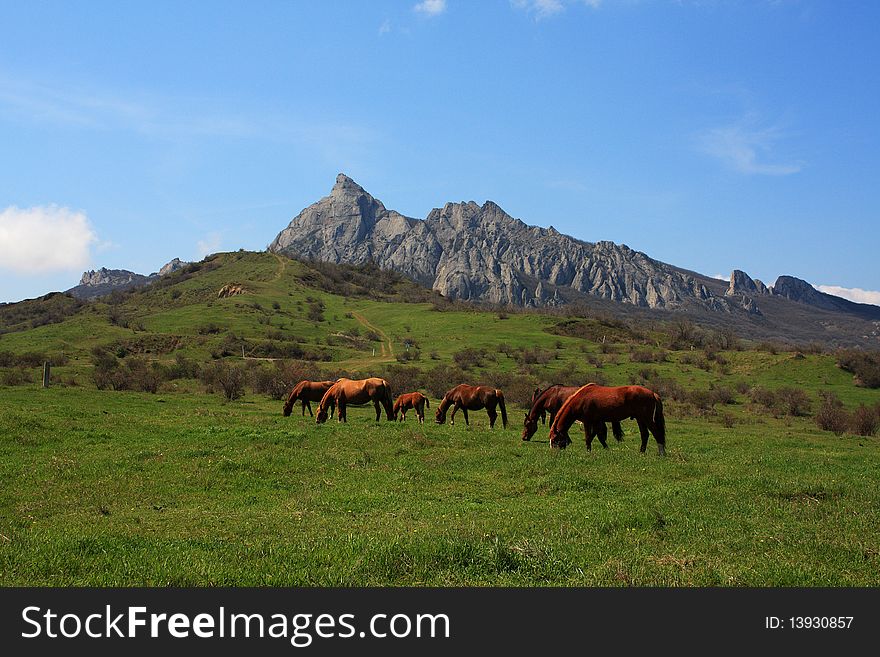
left=393, top=392, right=430, bottom=424
left=549, top=384, right=666, bottom=455
left=522, top=384, right=623, bottom=444
left=282, top=380, right=336, bottom=417
left=435, top=384, right=508, bottom=429
left=316, top=377, right=394, bottom=423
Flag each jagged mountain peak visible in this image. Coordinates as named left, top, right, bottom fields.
left=269, top=175, right=725, bottom=311
left=331, top=172, right=368, bottom=198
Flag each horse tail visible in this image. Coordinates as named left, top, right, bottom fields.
left=282, top=386, right=298, bottom=417
left=653, top=393, right=666, bottom=444
left=383, top=381, right=394, bottom=420
left=424, top=395, right=430, bottom=409
left=497, top=390, right=508, bottom=429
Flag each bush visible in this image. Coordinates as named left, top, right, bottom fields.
left=776, top=386, right=812, bottom=417
left=851, top=404, right=879, bottom=437
left=836, top=350, right=880, bottom=388
left=814, top=392, right=849, bottom=435
left=1, top=367, right=32, bottom=386
left=422, top=364, right=469, bottom=399
left=201, top=361, right=247, bottom=400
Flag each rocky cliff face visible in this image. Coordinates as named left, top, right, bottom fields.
left=269, top=174, right=733, bottom=311
left=67, top=258, right=187, bottom=300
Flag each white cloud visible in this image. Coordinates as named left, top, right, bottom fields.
left=414, top=0, right=447, bottom=17
left=0, top=205, right=97, bottom=274
left=378, top=19, right=392, bottom=35
left=512, top=0, right=601, bottom=19
left=816, top=285, right=880, bottom=308
left=196, top=232, right=223, bottom=259
left=698, top=120, right=803, bottom=176
left=711, top=273, right=728, bottom=281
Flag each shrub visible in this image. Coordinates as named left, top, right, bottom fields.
left=836, top=349, right=880, bottom=388
left=851, top=404, right=879, bottom=437
left=814, top=392, right=849, bottom=435
left=1, top=367, right=32, bottom=386
left=748, top=387, right=778, bottom=411
left=422, top=364, right=469, bottom=399
left=776, top=387, right=812, bottom=417
left=630, top=348, right=667, bottom=364
left=201, top=361, right=247, bottom=400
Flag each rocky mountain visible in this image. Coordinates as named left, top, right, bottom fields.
left=67, top=258, right=189, bottom=300
left=771, top=275, right=880, bottom=321
left=266, top=174, right=880, bottom=346
left=270, top=174, right=728, bottom=312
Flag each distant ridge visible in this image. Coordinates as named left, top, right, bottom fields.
left=269, top=174, right=880, bottom=322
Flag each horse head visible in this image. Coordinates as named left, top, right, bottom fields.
left=548, top=425, right=571, bottom=450
left=434, top=403, right=447, bottom=424
left=316, top=407, right=329, bottom=424
left=522, top=412, right=538, bottom=441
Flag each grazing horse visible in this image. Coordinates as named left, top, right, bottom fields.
left=282, top=380, right=336, bottom=418
left=549, top=384, right=666, bottom=456
left=522, top=383, right=623, bottom=444
left=316, top=377, right=394, bottom=424
left=435, top=384, right=508, bottom=429
left=393, top=392, right=430, bottom=424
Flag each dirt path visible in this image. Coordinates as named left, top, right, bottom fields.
left=271, top=252, right=287, bottom=282
left=350, top=311, right=394, bottom=359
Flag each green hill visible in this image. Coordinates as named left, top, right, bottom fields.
left=1, top=251, right=879, bottom=585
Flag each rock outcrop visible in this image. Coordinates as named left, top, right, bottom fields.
left=269, top=174, right=736, bottom=311
left=67, top=268, right=155, bottom=300
left=159, top=258, right=187, bottom=276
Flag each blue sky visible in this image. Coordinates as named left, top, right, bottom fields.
left=1, top=0, right=878, bottom=304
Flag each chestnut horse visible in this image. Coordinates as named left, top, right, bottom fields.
left=316, top=377, right=394, bottom=423
left=282, top=380, right=335, bottom=417
left=522, top=384, right=623, bottom=444
left=549, top=384, right=666, bottom=455
left=435, top=384, right=508, bottom=429
left=393, top=392, right=430, bottom=424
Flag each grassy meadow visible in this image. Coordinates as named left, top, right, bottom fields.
left=1, top=252, right=879, bottom=586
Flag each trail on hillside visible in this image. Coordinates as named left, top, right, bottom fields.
left=271, top=252, right=288, bottom=282
left=350, top=311, right=394, bottom=359
left=330, top=310, right=396, bottom=372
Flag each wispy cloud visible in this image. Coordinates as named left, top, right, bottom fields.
left=698, top=118, right=803, bottom=176
left=711, top=273, right=728, bottom=281
left=512, top=0, right=601, bottom=19
left=414, top=0, right=447, bottom=17
left=0, top=205, right=98, bottom=274
left=196, top=232, right=223, bottom=259
left=817, top=285, right=880, bottom=308
left=378, top=19, right=392, bottom=35
left=0, top=73, right=379, bottom=167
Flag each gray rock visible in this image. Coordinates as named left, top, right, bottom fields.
left=726, top=270, right=758, bottom=297
left=159, top=258, right=187, bottom=276
left=269, top=174, right=727, bottom=311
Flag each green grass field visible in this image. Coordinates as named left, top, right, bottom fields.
left=1, top=251, right=879, bottom=586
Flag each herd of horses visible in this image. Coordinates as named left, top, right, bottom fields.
left=282, top=377, right=666, bottom=455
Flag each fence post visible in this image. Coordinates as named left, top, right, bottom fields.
left=42, top=361, right=51, bottom=388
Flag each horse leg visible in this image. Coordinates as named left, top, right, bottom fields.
left=596, top=422, right=609, bottom=449
left=637, top=418, right=649, bottom=453
left=374, top=399, right=381, bottom=422
left=306, top=401, right=314, bottom=417
left=450, top=403, right=458, bottom=425
left=647, top=419, right=666, bottom=457
left=487, top=404, right=497, bottom=429
left=338, top=398, right=347, bottom=423
left=540, top=410, right=546, bottom=425
left=462, top=408, right=469, bottom=426
left=584, top=423, right=593, bottom=451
